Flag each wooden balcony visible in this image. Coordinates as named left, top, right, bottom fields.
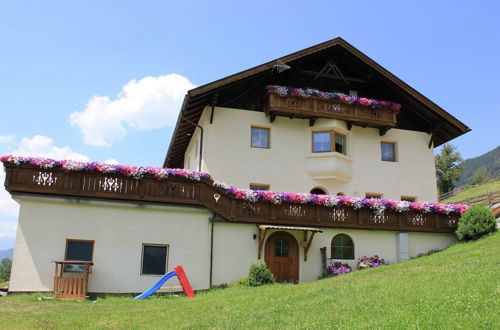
left=3, top=164, right=459, bottom=233
left=265, top=93, right=399, bottom=128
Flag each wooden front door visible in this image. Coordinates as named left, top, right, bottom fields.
left=264, top=231, right=299, bottom=283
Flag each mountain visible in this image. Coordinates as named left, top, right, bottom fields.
left=0, top=248, right=13, bottom=260
left=458, top=146, right=500, bottom=186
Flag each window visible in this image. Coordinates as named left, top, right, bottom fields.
left=251, top=127, right=270, bottom=148
left=312, top=131, right=346, bottom=154
left=365, top=193, right=382, bottom=199
left=275, top=239, right=289, bottom=257
left=141, top=244, right=169, bottom=276
left=381, top=142, right=396, bottom=161
left=310, top=188, right=327, bottom=195
left=336, top=192, right=345, bottom=196
left=250, top=184, right=270, bottom=191
left=331, top=234, right=354, bottom=260
left=65, top=240, right=94, bottom=261
left=64, top=239, right=94, bottom=272
left=401, top=196, right=416, bottom=202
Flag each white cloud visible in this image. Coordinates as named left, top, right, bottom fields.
left=0, top=135, right=89, bottom=243
left=70, top=74, right=195, bottom=146
left=12, top=135, right=89, bottom=161
left=0, top=169, right=18, bottom=218
left=104, top=159, right=119, bottom=165
left=0, top=135, right=15, bottom=144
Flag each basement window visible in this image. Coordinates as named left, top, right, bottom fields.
left=250, top=184, right=270, bottom=191
left=141, top=244, right=169, bottom=276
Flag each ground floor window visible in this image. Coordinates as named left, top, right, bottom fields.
left=141, top=244, right=169, bottom=275
left=65, top=239, right=94, bottom=261
left=64, top=239, right=94, bottom=272
left=331, top=234, right=354, bottom=260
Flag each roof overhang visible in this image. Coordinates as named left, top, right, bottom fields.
left=164, top=37, right=470, bottom=168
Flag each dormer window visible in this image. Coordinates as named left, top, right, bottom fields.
left=251, top=126, right=270, bottom=149
left=312, top=131, right=346, bottom=154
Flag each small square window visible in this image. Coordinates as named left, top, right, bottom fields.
left=401, top=196, right=416, bottom=202
left=250, top=184, right=270, bottom=191
left=365, top=193, right=382, bottom=199
left=141, top=244, right=168, bottom=276
left=381, top=142, right=396, bottom=161
left=251, top=127, right=270, bottom=148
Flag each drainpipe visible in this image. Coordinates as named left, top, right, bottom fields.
left=209, top=212, right=215, bottom=288
left=181, top=115, right=203, bottom=172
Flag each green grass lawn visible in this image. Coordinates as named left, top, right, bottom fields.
left=443, top=180, right=499, bottom=204
left=1, top=233, right=499, bottom=329
left=0, top=280, right=8, bottom=288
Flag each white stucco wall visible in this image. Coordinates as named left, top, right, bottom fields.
left=9, top=196, right=213, bottom=293
left=185, top=106, right=438, bottom=202
left=9, top=196, right=457, bottom=293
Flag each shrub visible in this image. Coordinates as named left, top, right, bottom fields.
left=247, top=263, right=274, bottom=287
left=456, top=206, right=496, bottom=241
left=358, top=255, right=385, bottom=269
left=0, top=258, right=11, bottom=282
left=235, top=276, right=249, bottom=286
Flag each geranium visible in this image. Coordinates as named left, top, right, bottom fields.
left=358, top=255, right=385, bottom=269
left=0, top=155, right=212, bottom=182
left=266, top=85, right=402, bottom=111
left=0, top=155, right=469, bottom=216
left=328, top=261, right=352, bottom=276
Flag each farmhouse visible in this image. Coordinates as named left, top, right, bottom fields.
left=3, top=38, right=469, bottom=297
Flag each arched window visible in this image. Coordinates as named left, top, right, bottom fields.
left=336, top=192, right=345, bottom=196
left=310, top=188, right=327, bottom=195
left=331, top=234, right=354, bottom=260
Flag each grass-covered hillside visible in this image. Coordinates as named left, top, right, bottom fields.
left=0, top=233, right=499, bottom=329
left=443, top=180, right=499, bottom=204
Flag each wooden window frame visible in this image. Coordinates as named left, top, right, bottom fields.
left=381, top=141, right=397, bottom=162
left=365, top=193, right=383, bottom=199
left=312, top=130, right=347, bottom=155
left=64, top=239, right=95, bottom=273
left=401, top=195, right=416, bottom=202
left=140, top=243, right=169, bottom=276
left=250, top=183, right=270, bottom=191
left=65, top=239, right=95, bottom=261
left=331, top=234, right=354, bottom=260
left=251, top=126, right=270, bottom=149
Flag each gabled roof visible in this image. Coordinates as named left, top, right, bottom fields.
left=164, top=37, right=469, bottom=168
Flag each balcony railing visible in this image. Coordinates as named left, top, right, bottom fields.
left=3, top=164, right=459, bottom=233
left=265, top=93, right=399, bottom=128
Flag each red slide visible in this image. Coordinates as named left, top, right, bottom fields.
left=173, top=265, right=195, bottom=298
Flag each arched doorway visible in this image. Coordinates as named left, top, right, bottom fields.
left=264, top=231, right=299, bottom=283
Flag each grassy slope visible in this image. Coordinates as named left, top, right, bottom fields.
left=444, top=180, right=499, bottom=204
left=0, top=233, right=499, bottom=329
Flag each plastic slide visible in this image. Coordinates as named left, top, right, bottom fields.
left=134, top=265, right=195, bottom=299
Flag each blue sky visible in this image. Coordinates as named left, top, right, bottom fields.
left=0, top=1, right=499, bottom=248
